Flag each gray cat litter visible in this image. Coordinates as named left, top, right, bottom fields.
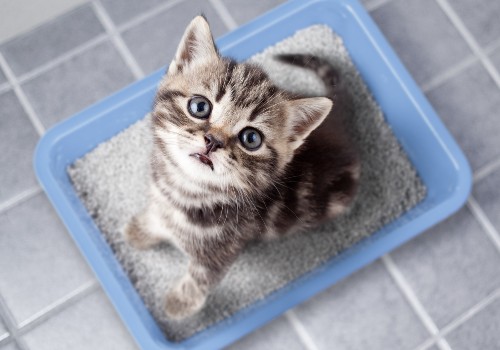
left=68, top=25, right=426, bottom=341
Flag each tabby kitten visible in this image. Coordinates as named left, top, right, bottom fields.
left=124, top=16, right=359, bottom=319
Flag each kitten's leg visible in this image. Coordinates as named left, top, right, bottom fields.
left=164, top=253, right=238, bottom=319
left=124, top=203, right=167, bottom=250
left=326, top=163, right=360, bottom=219
left=164, top=263, right=210, bottom=319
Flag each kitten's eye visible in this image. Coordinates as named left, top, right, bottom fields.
left=239, top=127, right=263, bottom=151
left=188, top=96, right=211, bottom=119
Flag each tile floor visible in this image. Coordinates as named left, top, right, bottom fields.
left=0, top=0, right=500, bottom=349
left=0, top=0, right=87, bottom=43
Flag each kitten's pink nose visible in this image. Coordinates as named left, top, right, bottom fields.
left=204, top=134, right=224, bottom=154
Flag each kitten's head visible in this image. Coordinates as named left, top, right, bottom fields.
left=153, top=16, right=332, bottom=196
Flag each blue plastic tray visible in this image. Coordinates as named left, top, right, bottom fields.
left=34, top=0, right=472, bottom=349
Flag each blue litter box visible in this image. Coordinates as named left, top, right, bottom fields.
left=34, top=0, right=472, bottom=349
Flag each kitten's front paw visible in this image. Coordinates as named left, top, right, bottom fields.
left=123, top=216, right=161, bottom=250
left=164, top=277, right=207, bottom=320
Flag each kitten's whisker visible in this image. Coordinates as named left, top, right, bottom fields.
left=222, top=60, right=231, bottom=93
left=273, top=180, right=298, bottom=193
left=257, top=100, right=287, bottom=119
left=222, top=190, right=230, bottom=228
left=271, top=182, right=283, bottom=199
left=156, top=135, right=191, bottom=145
left=253, top=95, right=281, bottom=114
left=161, top=128, right=196, bottom=139
left=278, top=174, right=302, bottom=180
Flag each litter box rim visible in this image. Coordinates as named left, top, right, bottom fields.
left=34, top=0, right=472, bottom=349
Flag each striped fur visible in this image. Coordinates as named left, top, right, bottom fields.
left=124, top=16, right=360, bottom=319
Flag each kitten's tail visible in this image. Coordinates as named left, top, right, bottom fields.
left=274, top=54, right=339, bottom=95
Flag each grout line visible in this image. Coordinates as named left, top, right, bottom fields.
left=0, top=333, right=10, bottom=344
left=421, top=54, right=477, bottom=92
left=0, top=281, right=98, bottom=349
left=0, top=53, right=46, bottom=136
left=0, top=294, right=30, bottom=350
left=17, top=34, right=108, bottom=84
left=435, top=0, right=500, bottom=89
left=438, top=287, right=500, bottom=338
left=0, top=187, right=42, bottom=215
left=415, top=287, right=500, bottom=349
left=116, top=0, right=185, bottom=33
left=208, top=0, right=238, bottom=30
left=382, top=255, right=439, bottom=335
left=17, top=280, right=99, bottom=331
left=413, top=337, right=438, bottom=350
left=91, top=1, right=144, bottom=80
left=365, top=0, right=394, bottom=12
left=419, top=35, right=500, bottom=93
left=381, top=255, right=453, bottom=350
left=467, top=197, right=500, bottom=254
left=473, top=157, right=500, bottom=183
left=285, top=310, right=321, bottom=350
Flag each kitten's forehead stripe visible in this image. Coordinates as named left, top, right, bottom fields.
left=228, top=64, right=272, bottom=110
left=216, top=59, right=237, bottom=103
left=157, top=89, right=186, bottom=103
left=162, top=103, right=190, bottom=128
left=248, top=99, right=268, bottom=122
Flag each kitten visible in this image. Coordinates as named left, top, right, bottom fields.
left=124, top=16, right=360, bottom=319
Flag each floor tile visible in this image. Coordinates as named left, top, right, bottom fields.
left=446, top=297, right=500, bottom=350
left=122, top=0, right=227, bottom=75
left=473, top=167, right=500, bottom=231
left=370, top=0, right=471, bottom=86
left=0, top=317, right=7, bottom=337
left=448, top=0, right=500, bottom=47
left=425, top=62, right=500, bottom=171
left=22, top=40, right=135, bottom=128
left=0, top=5, right=104, bottom=77
left=0, top=69, right=6, bottom=85
left=391, top=208, right=500, bottom=328
left=0, top=193, right=94, bottom=324
left=0, top=90, right=39, bottom=203
left=0, top=0, right=87, bottom=44
left=489, top=46, right=500, bottom=73
left=100, top=0, right=173, bottom=26
left=293, top=261, right=428, bottom=350
left=226, top=315, right=305, bottom=350
left=0, top=342, right=18, bottom=350
left=22, top=289, right=138, bottom=350
left=221, top=0, right=286, bottom=25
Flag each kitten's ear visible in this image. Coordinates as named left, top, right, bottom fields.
left=287, top=97, right=333, bottom=150
left=168, top=16, right=218, bottom=75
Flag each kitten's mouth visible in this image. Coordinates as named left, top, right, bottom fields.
left=189, top=153, right=214, bottom=171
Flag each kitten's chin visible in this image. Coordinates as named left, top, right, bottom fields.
left=179, top=150, right=220, bottom=177
left=169, top=145, right=233, bottom=187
